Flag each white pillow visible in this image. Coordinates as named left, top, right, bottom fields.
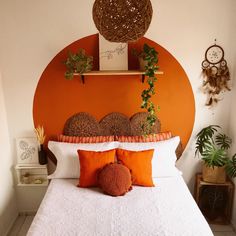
left=48, top=141, right=119, bottom=179
left=118, top=136, right=181, bottom=177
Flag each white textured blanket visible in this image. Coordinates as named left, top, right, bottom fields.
left=27, top=176, right=213, bottom=236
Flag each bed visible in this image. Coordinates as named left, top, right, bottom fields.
left=28, top=112, right=213, bottom=236
left=27, top=175, right=213, bottom=236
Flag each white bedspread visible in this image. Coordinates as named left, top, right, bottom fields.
left=27, top=176, right=213, bottom=236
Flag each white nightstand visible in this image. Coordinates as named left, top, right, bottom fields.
left=15, top=164, right=49, bottom=186
left=15, top=164, right=49, bottom=213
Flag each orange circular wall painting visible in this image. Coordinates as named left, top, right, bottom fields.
left=33, top=34, right=195, bottom=149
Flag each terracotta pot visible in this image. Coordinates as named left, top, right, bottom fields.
left=202, top=164, right=226, bottom=183
left=138, top=57, right=148, bottom=71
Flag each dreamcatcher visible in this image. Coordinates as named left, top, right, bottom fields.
left=201, top=40, right=230, bottom=106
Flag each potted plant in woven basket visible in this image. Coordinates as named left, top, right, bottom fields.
left=195, top=125, right=236, bottom=183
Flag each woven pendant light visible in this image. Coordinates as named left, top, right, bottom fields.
left=93, top=0, right=153, bottom=43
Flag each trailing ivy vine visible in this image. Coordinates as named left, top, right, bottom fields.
left=140, top=44, right=159, bottom=135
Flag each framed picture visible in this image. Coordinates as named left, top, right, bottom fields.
left=16, top=137, right=39, bottom=165
left=99, top=34, right=128, bottom=70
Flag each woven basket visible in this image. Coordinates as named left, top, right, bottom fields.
left=202, top=164, right=226, bottom=184
left=93, top=0, right=153, bottom=43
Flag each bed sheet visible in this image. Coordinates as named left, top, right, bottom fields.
left=27, top=176, right=213, bottom=236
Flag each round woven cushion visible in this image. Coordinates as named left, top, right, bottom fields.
left=130, top=112, right=161, bottom=135
left=93, top=0, right=153, bottom=42
left=63, top=112, right=101, bottom=136
left=97, top=163, right=132, bottom=196
left=99, top=112, right=131, bottom=136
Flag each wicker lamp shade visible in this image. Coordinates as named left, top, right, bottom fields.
left=92, top=0, right=153, bottom=43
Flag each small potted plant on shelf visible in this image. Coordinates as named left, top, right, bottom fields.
left=22, top=172, right=30, bottom=184
left=195, top=125, right=236, bottom=183
left=132, top=43, right=158, bottom=71
left=133, top=43, right=159, bottom=135
left=64, top=49, right=93, bottom=80
left=34, top=125, right=47, bottom=165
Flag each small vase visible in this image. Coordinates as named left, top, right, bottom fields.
left=22, top=175, right=30, bottom=184
left=38, top=144, right=47, bottom=165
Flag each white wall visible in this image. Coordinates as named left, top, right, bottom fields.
left=0, top=73, right=18, bottom=236
left=230, top=82, right=236, bottom=228
left=0, top=0, right=235, bottom=219
left=228, top=1, right=236, bottom=226
left=152, top=0, right=235, bottom=190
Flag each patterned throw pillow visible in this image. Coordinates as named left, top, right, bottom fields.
left=116, top=131, right=172, bottom=142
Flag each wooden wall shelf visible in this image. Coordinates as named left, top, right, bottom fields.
left=74, top=70, right=164, bottom=83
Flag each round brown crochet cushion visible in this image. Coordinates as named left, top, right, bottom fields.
left=97, top=163, right=132, bottom=196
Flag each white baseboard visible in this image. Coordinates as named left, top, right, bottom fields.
left=3, top=211, right=18, bottom=236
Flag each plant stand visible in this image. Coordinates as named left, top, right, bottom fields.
left=194, top=173, right=234, bottom=224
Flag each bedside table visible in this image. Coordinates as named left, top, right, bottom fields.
left=194, top=173, right=234, bottom=224
left=15, top=164, right=48, bottom=186
left=15, top=164, right=49, bottom=213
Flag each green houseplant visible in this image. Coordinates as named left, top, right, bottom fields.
left=64, top=49, right=93, bottom=80
left=195, top=125, right=236, bottom=183
left=133, top=43, right=159, bottom=135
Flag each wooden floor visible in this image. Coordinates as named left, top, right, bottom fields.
left=8, top=215, right=236, bottom=236
left=210, top=224, right=236, bottom=236
left=8, top=215, right=34, bottom=236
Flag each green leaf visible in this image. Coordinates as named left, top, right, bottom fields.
left=196, top=125, right=219, bottom=140
left=139, top=43, right=159, bottom=135
left=215, top=133, right=232, bottom=150
left=65, top=71, right=74, bottom=80
left=64, top=49, right=93, bottom=80
left=226, top=154, right=236, bottom=177
left=201, top=144, right=227, bottom=167
left=195, top=125, right=220, bottom=156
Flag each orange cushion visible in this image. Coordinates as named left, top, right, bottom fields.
left=77, top=149, right=116, bottom=187
left=116, top=132, right=172, bottom=142
left=58, top=134, right=114, bottom=143
left=97, top=163, right=132, bottom=196
left=116, top=149, right=154, bottom=187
